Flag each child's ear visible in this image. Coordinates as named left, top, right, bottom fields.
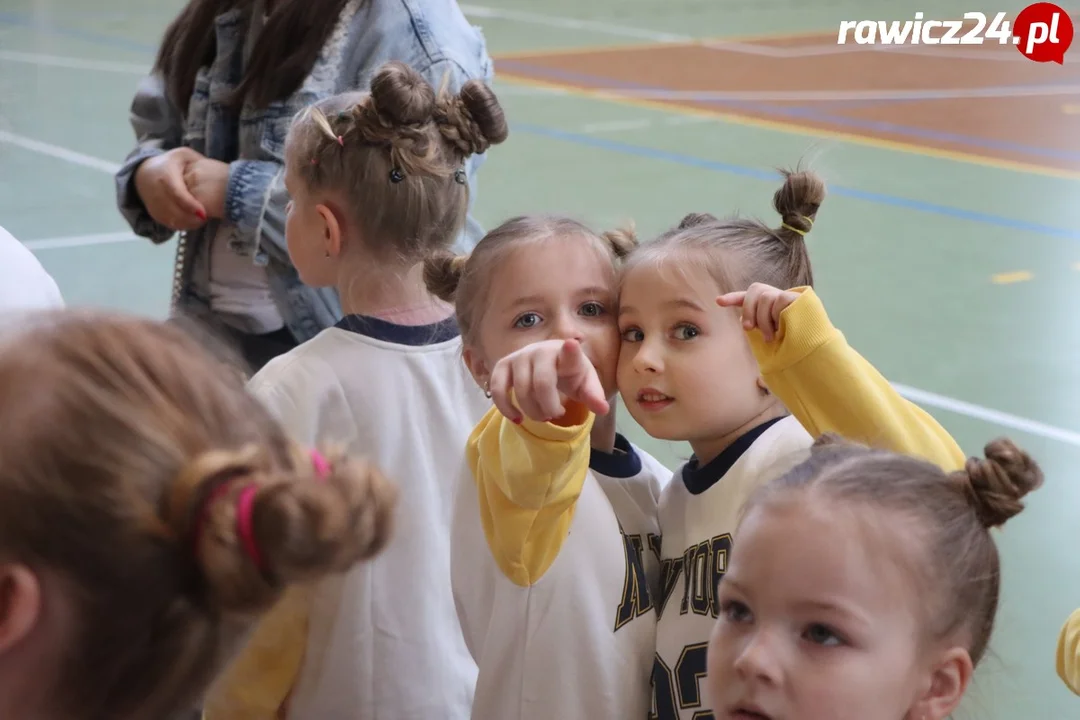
left=908, top=646, right=972, bottom=720
left=462, top=347, right=490, bottom=393
left=0, top=564, right=41, bottom=653
left=315, top=203, right=343, bottom=259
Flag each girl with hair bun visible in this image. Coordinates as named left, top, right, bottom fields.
left=116, top=0, right=497, bottom=372
left=495, top=168, right=967, bottom=718
left=203, top=60, right=509, bottom=720
left=707, top=435, right=1042, bottom=720
left=421, top=215, right=672, bottom=720
left=0, top=310, right=395, bottom=720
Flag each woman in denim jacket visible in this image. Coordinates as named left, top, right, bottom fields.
left=115, top=0, right=495, bottom=372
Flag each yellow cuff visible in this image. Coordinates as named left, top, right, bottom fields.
left=746, top=287, right=841, bottom=375
left=517, top=400, right=592, bottom=438
left=1057, top=608, right=1080, bottom=695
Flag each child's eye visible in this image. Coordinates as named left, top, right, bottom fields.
left=579, top=301, right=605, bottom=317
left=620, top=327, right=644, bottom=343
left=673, top=324, right=700, bottom=340
left=803, top=623, right=844, bottom=647
left=720, top=600, right=752, bottom=624
left=514, top=312, right=542, bottom=329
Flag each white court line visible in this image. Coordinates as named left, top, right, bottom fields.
left=7, top=130, right=1078, bottom=450
left=0, top=131, right=120, bottom=174
left=700, top=39, right=1034, bottom=61
left=579, top=116, right=712, bottom=134
left=873, top=44, right=1031, bottom=61
left=499, top=76, right=1080, bottom=103
left=23, top=233, right=139, bottom=251
left=580, top=118, right=654, bottom=133
left=598, top=84, right=1080, bottom=102
left=490, top=82, right=569, bottom=96
left=0, top=51, right=147, bottom=74
left=894, top=384, right=1080, bottom=448
left=460, top=4, right=690, bottom=43
left=460, top=5, right=1030, bottom=63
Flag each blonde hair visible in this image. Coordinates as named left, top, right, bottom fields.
left=0, top=311, right=396, bottom=719
left=286, top=61, right=509, bottom=263
left=622, top=168, right=824, bottom=293
left=422, top=215, right=637, bottom=345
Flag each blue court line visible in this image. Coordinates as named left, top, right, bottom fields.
left=0, top=12, right=157, bottom=54
left=498, top=59, right=1080, bottom=162
left=515, top=123, right=1080, bottom=242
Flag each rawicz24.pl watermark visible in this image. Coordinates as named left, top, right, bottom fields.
left=837, top=2, right=1075, bottom=63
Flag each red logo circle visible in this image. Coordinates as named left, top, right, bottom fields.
left=1014, top=3, right=1074, bottom=63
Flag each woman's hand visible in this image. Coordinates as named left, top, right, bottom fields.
left=133, top=148, right=209, bottom=231
left=717, top=283, right=800, bottom=342
left=183, top=158, right=230, bottom=221
left=488, top=339, right=610, bottom=424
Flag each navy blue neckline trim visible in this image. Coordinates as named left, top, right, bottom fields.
left=681, top=416, right=787, bottom=495
left=589, top=433, right=643, bottom=478
left=334, top=314, right=459, bottom=346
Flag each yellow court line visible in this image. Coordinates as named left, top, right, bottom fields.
left=991, top=271, right=1034, bottom=284
left=496, top=73, right=1080, bottom=182
left=491, top=28, right=839, bottom=60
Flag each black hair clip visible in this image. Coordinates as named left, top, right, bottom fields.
left=389, top=168, right=405, bottom=184
left=454, top=168, right=467, bottom=185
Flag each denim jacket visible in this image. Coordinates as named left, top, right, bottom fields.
left=115, top=0, right=495, bottom=342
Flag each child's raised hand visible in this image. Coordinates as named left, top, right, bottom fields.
left=717, top=283, right=799, bottom=342
left=488, top=338, right=609, bottom=424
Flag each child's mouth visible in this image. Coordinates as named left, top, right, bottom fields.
left=636, top=388, right=673, bottom=411
left=730, top=708, right=772, bottom=720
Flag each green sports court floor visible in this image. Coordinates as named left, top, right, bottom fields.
left=1, top=0, right=1078, bottom=716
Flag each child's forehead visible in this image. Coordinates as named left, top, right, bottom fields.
left=738, top=499, right=923, bottom=616
left=618, top=255, right=719, bottom=304
left=501, top=233, right=616, bottom=281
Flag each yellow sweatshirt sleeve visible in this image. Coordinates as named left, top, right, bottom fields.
left=1058, top=608, right=1080, bottom=695
left=201, top=586, right=311, bottom=720
left=747, top=287, right=965, bottom=472
left=467, top=401, right=594, bottom=587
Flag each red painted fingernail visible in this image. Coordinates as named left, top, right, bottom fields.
left=512, top=417, right=522, bottom=425
left=195, top=209, right=207, bottom=221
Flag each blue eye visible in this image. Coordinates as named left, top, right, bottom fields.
left=514, top=312, right=541, bottom=329
left=580, top=301, right=604, bottom=317
left=804, top=623, right=843, bottom=647
left=673, top=324, right=699, bottom=340
left=621, top=328, right=644, bottom=342
left=721, top=600, right=752, bottom=624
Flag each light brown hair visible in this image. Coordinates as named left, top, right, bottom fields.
left=743, top=434, right=1043, bottom=666
left=155, top=0, right=353, bottom=113
left=287, top=61, right=508, bottom=264
left=622, top=168, right=823, bottom=293
left=0, top=311, right=396, bottom=719
left=422, top=215, right=637, bottom=345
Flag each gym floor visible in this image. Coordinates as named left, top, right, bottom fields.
left=0, top=0, right=1077, bottom=716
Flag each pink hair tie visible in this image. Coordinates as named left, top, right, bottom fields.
left=310, top=449, right=331, bottom=480
left=234, top=485, right=265, bottom=572
left=190, top=481, right=266, bottom=574
left=336, top=135, right=344, bottom=147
